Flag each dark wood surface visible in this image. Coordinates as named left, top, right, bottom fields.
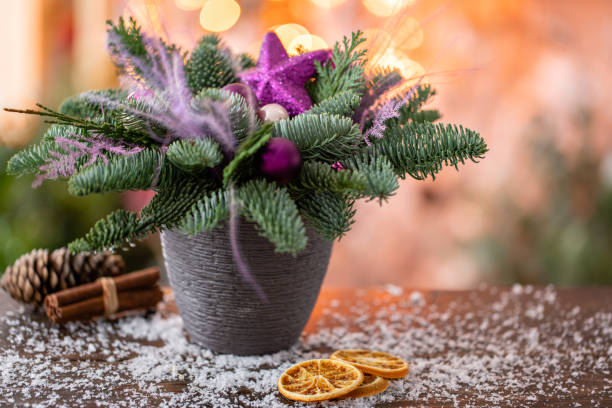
left=0, top=286, right=610, bottom=407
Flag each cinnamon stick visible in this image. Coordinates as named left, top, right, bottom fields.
left=44, top=267, right=163, bottom=324
left=48, top=267, right=160, bottom=307
left=46, top=286, right=164, bottom=324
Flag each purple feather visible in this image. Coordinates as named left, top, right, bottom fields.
left=229, top=187, right=268, bottom=302
left=92, top=30, right=238, bottom=153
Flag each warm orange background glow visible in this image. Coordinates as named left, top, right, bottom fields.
left=1, top=0, right=610, bottom=288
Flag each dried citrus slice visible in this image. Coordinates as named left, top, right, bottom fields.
left=330, top=349, right=409, bottom=379
left=341, top=373, right=389, bottom=399
left=277, top=359, right=364, bottom=402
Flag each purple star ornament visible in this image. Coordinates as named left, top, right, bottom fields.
left=239, top=32, right=330, bottom=117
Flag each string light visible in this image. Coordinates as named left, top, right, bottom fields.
left=175, top=0, right=205, bottom=11
left=362, top=0, right=414, bottom=17
left=288, top=34, right=328, bottom=55
left=199, top=0, right=241, bottom=32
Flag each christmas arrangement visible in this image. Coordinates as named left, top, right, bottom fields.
left=3, top=16, right=486, bottom=354
left=4, top=17, right=487, bottom=258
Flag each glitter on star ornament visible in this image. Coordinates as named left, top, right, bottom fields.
left=239, top=32, right=330, bottom=117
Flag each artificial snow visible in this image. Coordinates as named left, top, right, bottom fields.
left=0, top=286, right=610, bottom=407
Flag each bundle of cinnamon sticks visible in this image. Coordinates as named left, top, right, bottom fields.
left=44, top=267, right=163, bottom=324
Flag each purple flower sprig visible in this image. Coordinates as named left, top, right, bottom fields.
left=33, top=134, right=143, bottom=188
left=360, top=81, right=421, bottom=146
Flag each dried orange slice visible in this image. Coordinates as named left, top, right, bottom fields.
left=277, top=359, right=364, bottom=402
left=330, top=349, right=409, bottom=379
left=341, top=373, right=389, bottom=399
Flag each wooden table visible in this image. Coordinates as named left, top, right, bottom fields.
left=0, top=286, right=610, bottom=407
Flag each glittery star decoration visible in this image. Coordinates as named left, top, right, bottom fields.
left=239, top=32, right=330, bottom=117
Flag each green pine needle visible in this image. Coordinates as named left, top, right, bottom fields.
left=342, top=151, right=399, bottom=201
left=308, top=30, right=367, bottom=103
left=297, top=192, right=356, bottom=241
left=179, top=189, right=230, bottom=234
left=291, top=161, right=369, bottom=196
left=273, top=113, right=361, bottom=162
left=166, top=138, right=223, bottom=174
left=186, top=35, right=238, bottom=93
left=68, top=149, right=161, bottom=196
left=375, top=122, right=488, bottom=180
left=306, top=91, right=361, bottom=117
left=194, top=88, right=259, bottom=141
left=68, top=209, right=145, bottom=253
left=59, top=89, right=128, bottom=119
left=237, top=179, right=307, bottom=255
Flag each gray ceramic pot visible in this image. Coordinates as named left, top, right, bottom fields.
left=160, top=221, right=333, bottom=355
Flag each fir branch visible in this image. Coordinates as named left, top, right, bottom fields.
left=68, top=209, right=145, bottom=252
left=140, top=177, right=210, bottom=229
left=179, top=188, right=229, bottom=234
left=237, top=179, right=307, bottom=255
left=238, top=53, right=256, bottom=70
left=411, top=109, right=442, bottom=124
left=185, top=34, right=238, bottom=93
left=375, top=122, right=488, bottom=180
left=59, top=89, right=128, bottom=119
left=273, top=114, right=361, bottom=163
left=194, top=88, right=259, bottom=141
left=106, top=17, right=149, bottom=72
left=6, top=141, right=57, bottom=176
left=297, top=192, right=356, bottom=241
left=42, top=125, right=85, bottom=142
left=166, top=138, right=223, bottom=174
left=291, top=161, right=369, bottom=196
left=68, top=149, right=161, bottom=196
left=306, top=91, right=361, bottom=117
left=341, top=151, right=399, bottom=201
left=4, top=104, right=153, bottom=146
left=308, top=30, right=367, bottom=103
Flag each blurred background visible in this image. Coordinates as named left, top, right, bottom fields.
left=1, top=0, right=611, bottom=288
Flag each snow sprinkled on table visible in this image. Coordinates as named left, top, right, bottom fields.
left=0, top=286, right=610, bottom=407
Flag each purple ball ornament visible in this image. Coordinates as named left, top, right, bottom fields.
left=221, top=83, right=259, bottom=109
left=257, top=103, right=289, bottom=123
left=258, top=137, right=302, bottom=185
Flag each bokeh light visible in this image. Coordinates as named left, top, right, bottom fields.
left=393, top=17, right=423, bottom=50
left=310, top=0, right=346, bottom=9
left=199, top=0, right=240, bottom=32
left=362, top=0, right=414, bottom=17
left=288, top=34, right=328, bottom=55
left=272, top=23, right=309, bottom=49
left=376, top=50, right=425, bottom=83
left=175, top=0, right=205, bottom=11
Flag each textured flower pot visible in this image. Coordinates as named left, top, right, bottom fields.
left=160, top=222, right=333, bottom=355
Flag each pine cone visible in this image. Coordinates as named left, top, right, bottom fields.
left=0, top=248, right=125, bottom=306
